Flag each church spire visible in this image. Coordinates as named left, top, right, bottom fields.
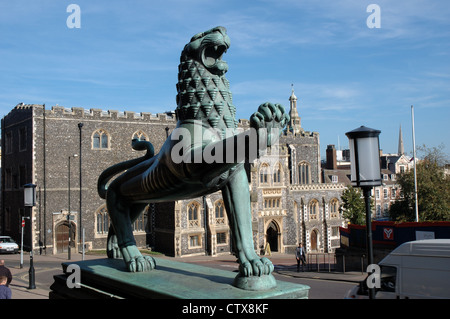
left=287, top=84, right=301, bottom=134
left=398, top=124, right=405, bottom=155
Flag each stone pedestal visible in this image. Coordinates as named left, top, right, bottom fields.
left=50, top=257, right=309, bottom=299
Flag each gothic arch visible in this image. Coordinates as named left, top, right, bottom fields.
left=95, top=204, right=109, bottom=236
left=310, top=228, right=319, bottom=252
left=259, top=162, right=270, bottom=185
left=266, top=220, right=280, bottom=252
left=329, top=198, right=340, bottom=218
left=187, top=200, right=202, bottom=228
left=309, top=199, right=319, bottom=220
left=132, top=130, right=148, bottom=141
left=213, top=199, right=227, bottom=225
left=92, top=129, right=110, bottom=149
left=55, top=220, right=76, bottom=254
left=298, top=161, right=310, bottom=184
left=272, top=162, right=282, bottom=184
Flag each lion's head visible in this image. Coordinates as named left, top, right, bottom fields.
left=181, top=26, right=230, bottom=76
left=176, top=27, right=236, bottom=127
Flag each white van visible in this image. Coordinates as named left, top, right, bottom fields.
left=345, top=239, right=450, bottom=299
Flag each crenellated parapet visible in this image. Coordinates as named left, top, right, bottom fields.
left=43, top=105, right=178, bottom=123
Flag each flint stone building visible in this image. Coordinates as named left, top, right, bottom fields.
left=1, top=91, right=345, bottom=257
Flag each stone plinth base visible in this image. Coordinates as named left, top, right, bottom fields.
left=49, top=257, right=309, bottom=299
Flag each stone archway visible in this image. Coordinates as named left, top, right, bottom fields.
left=266, top=220, right=280, bottom=252
left=55, top=221, right=76, bottom=254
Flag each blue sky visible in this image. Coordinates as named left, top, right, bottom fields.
left=1, top=0, right=449, bottom=160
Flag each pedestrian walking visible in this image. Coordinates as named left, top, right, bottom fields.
left=0, top=260, right=12, bottom=287
left=295, top=243, right=307, bottom=272
left=0, top=276, right=11, bottom=299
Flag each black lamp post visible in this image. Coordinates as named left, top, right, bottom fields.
left=78, top=123, right=84, bottom=259
left=23, top=183, right=36, bottom=289
left=68, top=154, right=78, bottom=260
left=346, top=126, right=381, bottom=299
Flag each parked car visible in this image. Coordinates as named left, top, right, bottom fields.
left=0, top=236, right=19, bottom=254
left=345, top=239, right=450, bottom=299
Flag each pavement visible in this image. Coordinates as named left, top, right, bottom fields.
left=4, top=252, right=100, bottom=299
left=2, top=252, right=366, bottom=299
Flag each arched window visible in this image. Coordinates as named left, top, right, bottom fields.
left=92, top=129, right=109, bottom=149
left=259, top=163, right=270, bottom=185
left=132, top=215, right=145, bottom=231
left=215, top=200, right=226, bottom=225
left=132, top=130, right=148, bottom=141
left=132, top=206, right=147, bottom=232
left=309, top=199, right=319, bottom=220
left=273, top=163, right=282, bottom=184
left=298, top=162, right=310, bottom=184
left=330, top=198, right=339, bottom=218
left=188, top=201, right=201, bottom=227
left=96, top=205, right=109, bottom=234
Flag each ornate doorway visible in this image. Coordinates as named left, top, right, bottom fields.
left=266, top=220, right=279, bottom=252
left=55, top=221, right=76, bottom=253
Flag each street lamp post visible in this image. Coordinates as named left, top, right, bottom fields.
left=68, top=154, right=78, bottom=260
left=23, top=183, right=37, bottom=289
left=78, top=122, right=84, bottom=260
left=346, top=126, right=381, bottom=299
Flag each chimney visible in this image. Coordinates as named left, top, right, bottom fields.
left=326, top=144, right=337, bottom=169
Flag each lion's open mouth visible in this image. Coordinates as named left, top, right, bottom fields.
left=202, top=44, right=227, bottom=68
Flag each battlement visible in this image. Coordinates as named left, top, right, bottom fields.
left=45, top=105, right=178, bottom=122
left=5, top=103, right=178, bottom=123
left=6, top=103, right=256, bottom=127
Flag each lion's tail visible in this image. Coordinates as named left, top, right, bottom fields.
left=97, top=139, right=155, bottom=199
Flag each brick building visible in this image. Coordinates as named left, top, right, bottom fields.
left=1, top=90, right=345, bottom=257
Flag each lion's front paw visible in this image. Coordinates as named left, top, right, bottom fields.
left=239, top=257, right=274, bottom=277
left=250, top=102, right=289, bottom=146
left=121, top=245, right=156, bottom=272
left=128, top=255, right=156, bottom=272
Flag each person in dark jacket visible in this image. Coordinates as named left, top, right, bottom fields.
left=0, top=260, right=12, bottom=287
left=295, top=243, right=307, bottom=272
left=0, top=276, right=11, bottom=299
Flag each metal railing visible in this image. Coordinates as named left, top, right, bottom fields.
left=295, top=252, right=368, bottom=273
left=305, top=253, right=337, bottom=272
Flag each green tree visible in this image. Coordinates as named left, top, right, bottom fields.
left=389, top=144, right=450, bottom=222
left=341, top=186, right=366, bottom=225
